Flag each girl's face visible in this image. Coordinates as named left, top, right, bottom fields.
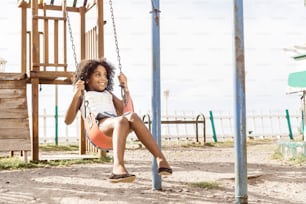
left=87, top=65, right=108, bottom=91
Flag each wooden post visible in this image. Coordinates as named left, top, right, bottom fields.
left=20, top=1, right=27, bottom=74
left=54, top=20, right=59, bottom=65
left=63, top=1, right=67, bottom=71
left=79, top=6, right=86, bottom=154
left=31, top=78, right=39, bottom=161
left=96, top=0, right=104, bottom=58
left=43, top=5, right=49, bottom=71
left=96, top=0, right=106, bottom=156
left=31, top=0, right=40, bottom=161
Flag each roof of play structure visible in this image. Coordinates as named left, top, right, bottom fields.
left=20, top=0, right=95, bottom=7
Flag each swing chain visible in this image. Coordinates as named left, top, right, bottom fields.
left=66, top=11, right=79, bottom=70
left=66, top=1, right=122, bottom=82
left=109, top=0, right=122, bottom=72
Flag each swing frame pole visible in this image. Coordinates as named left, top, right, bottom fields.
left=151, top=0, right=162, bottom=190
left=233, top=0, right=248, bottom=203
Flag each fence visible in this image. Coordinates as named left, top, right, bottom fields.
left=33, top=109, right=302, bottom=144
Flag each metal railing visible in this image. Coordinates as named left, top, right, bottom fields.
left=32, top=109, right=302, bottom=144
left=142, top=113, right=206, bottom=144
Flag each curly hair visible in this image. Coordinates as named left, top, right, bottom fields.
left=74, top=58, right=116, bottom=91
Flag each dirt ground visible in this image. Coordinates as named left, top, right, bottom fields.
left=0, top=139, right=306, bottom=204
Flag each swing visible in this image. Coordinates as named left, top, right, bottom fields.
left=67, top=0, right=134, bottom=150
left=82, top=91, right=134, bottom=150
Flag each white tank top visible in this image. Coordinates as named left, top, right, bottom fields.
left=80, top=90, right=117, bottom=118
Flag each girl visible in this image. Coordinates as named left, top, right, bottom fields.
left=64, top=59, right=172, bottom=183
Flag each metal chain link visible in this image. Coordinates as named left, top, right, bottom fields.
left=109, top=0, right=122, bottom=72
left=67, top=12, right=78, bottom=70
left=66, top=1, right=122, bottom=82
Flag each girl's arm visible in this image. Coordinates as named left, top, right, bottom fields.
left=64, top=80, right=84, bottom=125
left=112, top=72, right=129, bottom=115
left=112, top=93, right=124, bottom=116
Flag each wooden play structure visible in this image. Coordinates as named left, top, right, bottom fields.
left=0, top=73, right=31, bottom=161
left=0, top=0, right=108, bottom=161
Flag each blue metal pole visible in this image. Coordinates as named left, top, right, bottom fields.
left=233, top=0, right=248, bottom=203
left=151, top=0, right=162, bottom=190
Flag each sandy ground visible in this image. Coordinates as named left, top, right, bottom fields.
left=0, top=140, right=306, bottom=204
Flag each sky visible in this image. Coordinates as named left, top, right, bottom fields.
left=1, top=0, right=306, bottom=119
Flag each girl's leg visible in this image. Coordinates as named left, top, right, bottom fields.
left=126, top=113, right=171, bottom=170
left=111, top=116, right=131, bottom=174
left=99, top=117, right=130, bottom=174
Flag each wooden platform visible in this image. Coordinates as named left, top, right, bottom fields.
left=0, top=73, right=31, bottom=155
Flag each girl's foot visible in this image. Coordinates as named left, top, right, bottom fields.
left=109, top=173, right=136, bottom=183
left=157, top=158, right=172, bottom=176
left=158, top=167, right=172, bottom=176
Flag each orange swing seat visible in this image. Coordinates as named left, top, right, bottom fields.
left=83, top=93, right=134, bottom=150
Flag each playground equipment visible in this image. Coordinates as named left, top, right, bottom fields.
left=285, top=1, right=306, bottom=142
left=287, top=54, right=306, bottom=142
left=1, top=56, right=31, bottom=162
left=0, top=73, right=31, bottom=162
left=0, top=0, right=109, bottom=161
left=281, top=50, right=306, bottom=158
left=82, top=90, right=134, bottom=150
left=142, top=113, right=206, bottom=144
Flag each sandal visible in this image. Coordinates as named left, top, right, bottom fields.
left=158, top=167, right=173, bottom=176
left=109, top=173, right=136, bottom=183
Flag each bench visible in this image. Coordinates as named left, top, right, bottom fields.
left=142, top=113, right=206, bottom=144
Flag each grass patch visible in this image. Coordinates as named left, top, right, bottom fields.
left=180, top=140, right=234, bottom=148
left=209, top=141, right=234, bottom=148
left=179, top=138, right=279, bottom=148
left=0, top=156, right=111, bottom=170
left=189, top=181, right=221, bottom=189
left=0, top=144, right=113, bottom=170
left=288, top=153, right=306, bottom=165
left=0, top=157, right=38, bottom=169
left=272, top=147, right=306, bottom=165
left=247, top=138, right=275, bottom=145
left=180, top=142, right=207, bottom=148
left=39, top=144, right=79, bottom=151
left=272, top=148, right=283, bottom=160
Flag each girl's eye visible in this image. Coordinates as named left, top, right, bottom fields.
left=95, top=73, right=101, bottom=77
left=94, top=72, right=107, bottom=80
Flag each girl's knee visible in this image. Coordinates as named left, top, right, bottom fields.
left=128, top=112, right=141, bottom=122
left=114, top=116, right=129, bottom=127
